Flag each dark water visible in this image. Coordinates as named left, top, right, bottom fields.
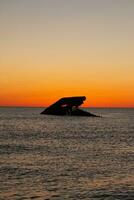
left=0, top=107, right=134, bottom=200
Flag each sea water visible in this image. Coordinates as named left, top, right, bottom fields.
left=0, top=108, right=134, bottom=200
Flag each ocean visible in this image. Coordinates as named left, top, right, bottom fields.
left=0, top=107, right=134, bottom=200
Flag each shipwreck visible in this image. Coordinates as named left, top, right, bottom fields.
left=40, top=96, right=98, bottom=117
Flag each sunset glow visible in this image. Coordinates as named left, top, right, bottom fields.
left=0, top=0, right=134, bottom=107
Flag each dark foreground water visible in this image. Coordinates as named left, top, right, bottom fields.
left=0, top=108, right=134, bottom=200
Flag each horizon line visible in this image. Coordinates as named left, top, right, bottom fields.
left=0, top=106, right=134, bottom=108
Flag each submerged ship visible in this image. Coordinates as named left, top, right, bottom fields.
left=40, top=96, right=99, bottom=117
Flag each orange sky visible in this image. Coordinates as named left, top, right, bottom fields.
left=0, top=0, right=134, bottom=107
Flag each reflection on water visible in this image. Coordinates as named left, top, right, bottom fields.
left=0, top=108, right=134, bottom=199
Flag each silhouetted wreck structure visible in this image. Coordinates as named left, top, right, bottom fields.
left=40, top=96, right=98, bottom=117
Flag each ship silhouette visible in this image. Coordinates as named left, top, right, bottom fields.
left=41, top=96, right=99, bottom=117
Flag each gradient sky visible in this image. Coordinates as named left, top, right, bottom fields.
left=0, top=0, right=134, bottom=107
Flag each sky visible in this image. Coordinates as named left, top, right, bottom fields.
left=0, top=0, right=134, bottom=107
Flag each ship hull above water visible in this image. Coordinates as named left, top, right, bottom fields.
left=40, top=96, right=99, bottom=117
